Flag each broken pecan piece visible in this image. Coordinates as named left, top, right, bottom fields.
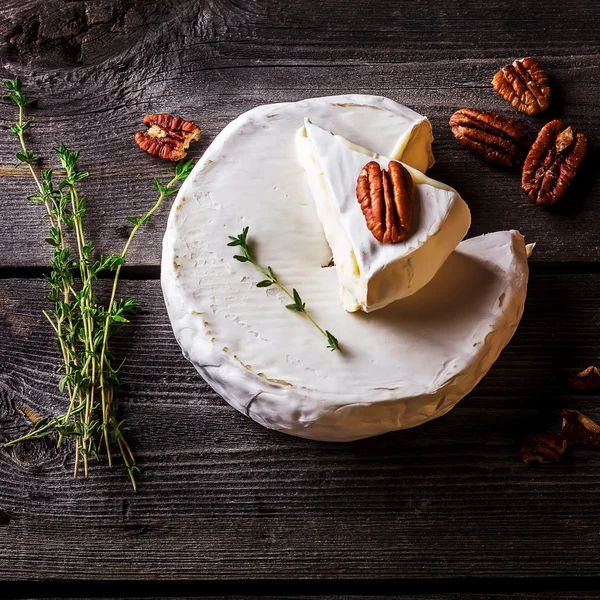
left=520, top=432, right=568, bottom=463
left=522, top=120, right=587, bottom=205
left=449, top=108, right=531, bottom=168
left=492, top=57, right=551, bottom=116
left=356, top=161, right=414, bottom=243
left=135, top=113, right=200, bottom=161
left=562, top=409, right=600, bottom=447
left=569, top=366, right=600, bottom=391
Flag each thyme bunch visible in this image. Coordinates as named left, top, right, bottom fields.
left=228, top=226, right=341, bottom=352
left=2, top=76, right=193, bottom=489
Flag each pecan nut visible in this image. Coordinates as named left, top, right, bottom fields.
left=569, top=366, right=600, bottom=391
left=520, top=432, right=568, bottom=463
left=562, top=409, right=600, bottom=447
left=356, top=161, right=414, bottom=243
left=522, top=120, right=587, bottom=205
left=449, top=108, right=531, bottom=168
left=492, top=57, right=551, bottom=116
left=135, top=113, right=200, bottom=161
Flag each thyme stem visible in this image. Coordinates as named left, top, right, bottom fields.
left=2, top=76, right=195, bottom=489
left=15, top=103, right=53, bottom=225
left=228, top=227, right=341, bottom=352
left=97, top=172, right=178, bottom=467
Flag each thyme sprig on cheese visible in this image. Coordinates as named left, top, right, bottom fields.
left=228, top=226, right=341, bottom=352
left=2, top=76, right=193, bottom=489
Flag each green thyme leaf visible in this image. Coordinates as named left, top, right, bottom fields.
left=175, top=159, right=194, bottom=181
left=285, top=302, right=302, bottom=312
left=154, top=178, right=168, bottom=195
left=292, top=288, right=305, bottom=310
left=58, top=375, right=69, bottom=393
left=3, top=77, right=21, bottom=92
left=325, top=331, right=340, bottom=352
left=15, top=149, right=36, bottom=166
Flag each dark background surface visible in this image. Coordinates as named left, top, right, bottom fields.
left=1, top=0, right=600, bottom=594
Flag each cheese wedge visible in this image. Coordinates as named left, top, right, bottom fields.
left=297, top=119, right=471, bottom=312
left=162, top=95, right=529, bottom=442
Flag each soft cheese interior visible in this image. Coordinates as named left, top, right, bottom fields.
left=297, top=119, right=471, bottom=312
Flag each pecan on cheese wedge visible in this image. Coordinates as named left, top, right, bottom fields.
left=356, top=161, right=414, bottom=244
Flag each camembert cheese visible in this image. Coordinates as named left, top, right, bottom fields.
left=161, top=95, right=529, bottom=441
left=297, top=119, right=471, bottom=312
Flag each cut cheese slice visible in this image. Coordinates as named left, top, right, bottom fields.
left=161, top=95, right=529, bottom=442
left=297, top=119, right=471, bottom=312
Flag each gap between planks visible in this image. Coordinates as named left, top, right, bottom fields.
left=2, top=262, right=600, bottom=281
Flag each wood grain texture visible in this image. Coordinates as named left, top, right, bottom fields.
left=21, top=595, right=600, bottom=599
left=182, top=596, right=600, bottom=599
left=2, top=0, right=600, bottom=587
left=2, top=275, right=600, bottom=579
left=167, top=596, right=600, bottom=599
left=0, top=0, right=599, bottom=267
left=9, top=593, right=600, bottom=599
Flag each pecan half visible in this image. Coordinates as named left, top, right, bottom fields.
left=492, top=57, right=551, bottom=116
left=562, top=409, right=600, bottom=448
left=522, top=120, right=587, bottom=205
left=356, top=161, right=414, bottom=243
left=569, top=366, right=600, bottom=391
left=449, top=108, right=531, bottom=168
left=521, top=432, right=568, bottom=463
left=135, top=114, right=200, bottom=161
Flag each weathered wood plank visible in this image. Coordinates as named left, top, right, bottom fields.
left=1, top=275, right=600, bottom=579
left=10, top=593, right=600, bottom=599
left=0, top=0, right=599, bottom=268
left=204, top=592, right=599, bottom=600
left=171, top=596, right=600, bottom=599
left=151, top=592, right=600, bottom=600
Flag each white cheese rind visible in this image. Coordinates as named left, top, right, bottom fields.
left=161, top=95, right=529, bottom=442
left=297, top=120, right=471, bottom=312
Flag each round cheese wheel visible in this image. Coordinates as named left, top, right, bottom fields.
left=161, top=95, right=529, bottom=441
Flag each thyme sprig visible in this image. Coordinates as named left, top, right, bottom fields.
left=96, top=159, right=192, bottom=470
left=2, top=76, right=193, bottom=489
left=228, top=227, right=341, bottom=352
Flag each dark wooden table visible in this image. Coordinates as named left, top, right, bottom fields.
left=1, top=0, right=600, bottom=595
